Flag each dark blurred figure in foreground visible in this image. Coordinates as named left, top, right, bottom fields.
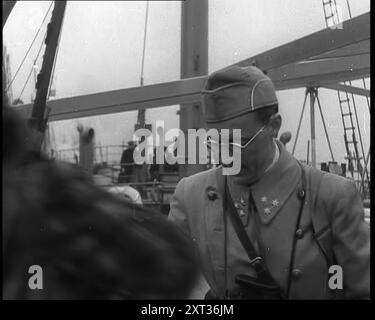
left=3, top=106, right=199, bottom=299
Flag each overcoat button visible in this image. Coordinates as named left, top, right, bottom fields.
left=296, top=228, right=304, bottom=239
left=207, top=189, right=218, bottom=200
left=292, top=269, right=302, bottom=279
left=297, top=189, right=305, bottom=199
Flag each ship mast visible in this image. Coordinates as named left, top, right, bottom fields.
left=28, top=1, right=67, bottom=152
left=135, top=1, right=150, bottom=132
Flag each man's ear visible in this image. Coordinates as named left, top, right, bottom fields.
left=270, top=114, right=281, bottom=138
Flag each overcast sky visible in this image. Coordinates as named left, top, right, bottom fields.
left=3, top=0, right=370, bottom=165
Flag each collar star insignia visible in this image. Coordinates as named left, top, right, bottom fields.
left=261, top=196, right=267, bottom=203
left=271, top=199, right=279, bottom=207
left=264, top=207, right=271, bottom=215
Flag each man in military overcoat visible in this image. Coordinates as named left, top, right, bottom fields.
left=168, top=66, right=370, bottom=299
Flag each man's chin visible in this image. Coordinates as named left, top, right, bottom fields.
left=227, top=166, right=257, bottom=184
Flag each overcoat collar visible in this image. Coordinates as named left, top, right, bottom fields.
left=205, top=141, right=301, bottom=227
left=250, top=141, right=301, bottom=224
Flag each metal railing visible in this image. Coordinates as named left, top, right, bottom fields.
left=54, top=145, right=126, bottom=165
left=52, top=145, right=370, bottom=199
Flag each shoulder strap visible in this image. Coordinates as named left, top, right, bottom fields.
left=306, top=165, right=330, bottom=230
left=224, top=181, right=278, bottom=286
left=305, top=165, right=335, bottom=267
left=285, top=161, right=307, bottom=298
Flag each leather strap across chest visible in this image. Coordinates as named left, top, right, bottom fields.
left=220, top=161, right=307, bottom=299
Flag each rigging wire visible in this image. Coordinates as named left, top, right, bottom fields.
left=334, top=0, right=340, bottom=23
left=361, top=78, right=370, bottom=113
left=345, top=0, right=352, bottom=19
left=315, top=93, right=335, bottom=162
left=140, top=1, right=149, bottom=86
left=349, top=87, right=369, bottom=178
left=292, top=90, right=308, bottom=156
left=136, top=1, right=149, bottom=127
left=343, top=0, right=370, bottom=186
left=345, top=0, right=370, bottom=114
left=359, top=147, right=370, bottom=195
left=6, top=1, right=53, bottom=92
left=41, top=3, right=68, bottom=154
left=47, top=2, right=67, bottom=99
left=16, top=33, right=47, bottom=102
left=322, top=0, right=370, bottom=190
left=346, top=0, right=370, bottom=187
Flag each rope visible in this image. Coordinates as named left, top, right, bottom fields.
left=136, top=1, right=149, bottom=127
left=345, top=0, right=353, bottom=19
left=345, top=0, right=370, bottom=189
left=343, top=0, right=369, bottom=178
left=348, top=83, right=369, bottom=180
left=16, top=33, right=47, bottom=102
left=345, top=0, right=370, bottom=114
left=333, top=0, right=339, bottom=24
left=47, top=2, right=67, bottom=99
left=322, top=0, right=370, bottom=188
left=361, top=78, right=370, bottom=113
left=359, top=147, right=370, bottom=196
left=315, top=92, right=335, bottom=162
left=292, top=89, right=308, bottom=156
left=6, top=2, right=53, bottom=92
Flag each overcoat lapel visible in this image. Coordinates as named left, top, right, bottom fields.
left=204, top=167, right=225, bottom=266
left=251, top=142, right=301, bottom=225
left=201, top=167, right=227, bottom=296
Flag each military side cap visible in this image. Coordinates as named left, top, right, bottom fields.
left=202, top=66, right=278, bottom=123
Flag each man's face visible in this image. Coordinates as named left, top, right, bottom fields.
left=207, top=112, right=277, bottom=185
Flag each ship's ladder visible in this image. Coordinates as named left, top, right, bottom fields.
left=321, top=0, right=370, bottom=194
left=322, top=0, right=340, bottom=26
left=337, top=89, right=362, bottom=180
